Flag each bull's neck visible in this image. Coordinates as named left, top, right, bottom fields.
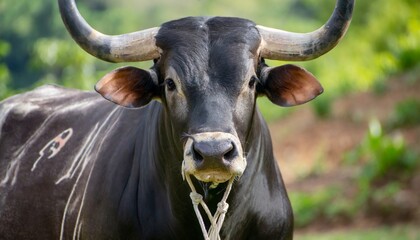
left=142, top=101, right=186, bottom=193
left=236, top=108, right=273, bottom=188
left=134, top=102, right=276, bottom=237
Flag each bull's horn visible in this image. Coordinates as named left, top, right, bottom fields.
left=257, top=0, right=354, bottom=61
left=58, top=0, right=160, bottom=62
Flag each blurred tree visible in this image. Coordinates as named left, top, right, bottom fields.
left=0, top=0, right=119, bottom=97
left=0, top=41, right=11, bottom=99
left=0, top=0, right=62, bottom=89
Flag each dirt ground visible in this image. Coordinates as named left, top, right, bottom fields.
left=268, top=73, right=420, bottom=231
left=270, top=74, right=420, bottom=183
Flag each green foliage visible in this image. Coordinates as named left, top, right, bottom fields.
left=379, top=4, right=420, bottom=72
left=0, top=40, right=11, bottom=99
left=0, top=0, right=65, bottom=90
left=297, top=224, right=420, bottom=240
left=30, top=38, right=98, bottom=89
left=387, top=99, right=420, bottom=129
left=346, top=119, right=418, bottom=182
left=291, top=120, right=419, bottom=228
left=289, top=191, right=322, bottom=227
left=303, top=0, right=419, bottom=92
left=289, top=187, right=349, bottom=228
left=346, top=120, right=418, bottom=218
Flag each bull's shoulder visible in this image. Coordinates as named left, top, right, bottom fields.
left=1, top=84, right=98, bottom=110
left=0, top=85, right=102, bottom=122
left=0, top=85, right=108, bottom=155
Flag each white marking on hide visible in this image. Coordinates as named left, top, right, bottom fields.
left=54, top=124, right=98, bottom=185
left=0, top=115, right=53, bottom=187
left=55, top=105, right=119, bottom=185
left=11, top=164, right=19, bottom=186
left=72, top=164, right=94, bottom=240
left=58, top=107, right=121, bottom=240
left=59, top=151, right=93, bottom=240
left=0, top=159, right=20, bottom=187
left=76, top=221, right=83, bottom=240
left=0, top=114, right=55, bottom=187
left=0, top=97, right=102, bottom=188
left=31, top=128, right=73, bottom=172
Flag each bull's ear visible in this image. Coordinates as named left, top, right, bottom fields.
left=95, top=66, right=158, bottom=108
left=260, top=64, right=323, bottom=107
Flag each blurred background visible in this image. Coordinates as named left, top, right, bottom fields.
left=1, top=0, right=419, bottom=238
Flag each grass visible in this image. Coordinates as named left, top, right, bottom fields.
left=296, top=225, right=420, bottom=240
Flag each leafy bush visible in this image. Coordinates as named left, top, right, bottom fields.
left=289, top=186, right=355, bottom=228
left=346, top=119, right=418, bottom=182
left=297, top=224, right=419, bottom=240
left=289, top=188, right=335, bottom=227
left=291, top=120, right=419, bottom=228
left=393, top=18, right=420, bottom=71
left=387, top=99, right=420, bottom=129
left=0, top=41, right=11, bottom=99
left=344, top=119, right=419, bottom=220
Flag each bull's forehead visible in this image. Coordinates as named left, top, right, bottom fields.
left=155, top=17, right=261, bottom=87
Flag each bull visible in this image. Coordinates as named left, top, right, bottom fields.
left=0, top=0, right=354, bottom=239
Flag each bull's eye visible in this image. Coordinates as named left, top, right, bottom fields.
left=166, top=78, right=176, bottom=91
left=249, top=76, right=257, bottom=88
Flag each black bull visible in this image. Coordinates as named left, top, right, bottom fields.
left=0, top=0, right=354, bottom=239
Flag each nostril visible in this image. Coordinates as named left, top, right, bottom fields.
left=193, top=144, right=204, bottom=162
left=192, top=140, right=237, bottom=162
left=223, top=142, right=237, bottom=161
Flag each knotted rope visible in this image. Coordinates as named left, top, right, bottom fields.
left=182, top=161, right=235, bottom=240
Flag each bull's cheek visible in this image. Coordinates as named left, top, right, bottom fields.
left=165, top=93, right=189, bottom=130
left=233, top=89, right=255, bottom=140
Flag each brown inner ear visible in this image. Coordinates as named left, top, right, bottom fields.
left=264, top=64, right=323, bottom=107
left=95, top=66, right=157, bottom=108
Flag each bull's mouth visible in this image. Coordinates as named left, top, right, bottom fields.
left=193, top=170, right=233, bottom=184
left=181, top=160, right=241, bottom=186
left=182, top=154, right=247, bottom=187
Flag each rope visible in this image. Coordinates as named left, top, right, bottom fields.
left=183, top=161, right=235, bottom=240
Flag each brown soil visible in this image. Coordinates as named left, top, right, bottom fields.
left=268, top=72, right=420, bottom=231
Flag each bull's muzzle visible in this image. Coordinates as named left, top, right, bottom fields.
left=183, top=132, right=247, bottom=184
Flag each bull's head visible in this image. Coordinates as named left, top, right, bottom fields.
left=59, top=0, right=353, bottom=184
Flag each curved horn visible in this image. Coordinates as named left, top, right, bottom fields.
left=58, top=0, right=160, bottom=62
left=257, top=0, right=354, bottom=61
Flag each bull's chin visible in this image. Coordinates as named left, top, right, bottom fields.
left=193, top=171, right=233, bottom=184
